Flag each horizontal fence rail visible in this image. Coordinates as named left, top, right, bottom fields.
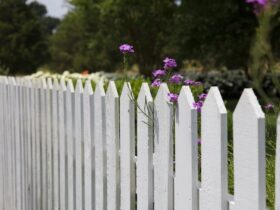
left=0, top=76, right=279, bottom=210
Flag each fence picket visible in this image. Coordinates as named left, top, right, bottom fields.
left=120, top=83, right=135, bottom=210
left=276, top=115, right=280, bottom=210
left=136, top=83, right=153, bottom=210
left=154, top=83, right=174, bottom=210
left=230, top=89, right=266, bottom=210
left=75, top=79, right=83, bottom=210
left=26, top=79, right=33, bottom=210
left=66, top=80, right=75, bottom=210
left=83, top=80, right=93, bottom=210
left=106, top=81, right=120, bottom=210
left=40, top=78, right=48, bottom=210
left=199, top=87, right=228, bottom=210
left=0, top=78, right=4, bottom=210
left=175, top=86, right=198, bottom=210
left=30, top=79, right=37, bottom=210
left=52, top=79, right=60, bottom=210
left=94, top=82, right=106, bottom=210
left=58, top=78, right=67, bottom=210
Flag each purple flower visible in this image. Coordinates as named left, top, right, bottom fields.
left=184, top=80, right=195, bottom=85
left=193, top=101, right=204, bottom=112
left=168, top=93, right=179, bottom=103
left=151, top=79, right=162, bottom=87
left=197, top=138, right=202, bottom=145
left=119, top=44, right=135, bottom=54
left=193, top=81, right=202, bottom=86
left=153, top=69, right=166, bottom=78
left=163, top=57, right=177, bottom=69
left=169, top=74, right=183, bottom=84
left=184, top=80, right=202, bottom=86
left=199, top=93, right=207, bottom=101
left=264, top=103, right=274, bottom=110
left=246, top=0, right=267, bottom=5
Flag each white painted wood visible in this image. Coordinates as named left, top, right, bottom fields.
left=13, top=79, right=22, bottom=210
left=74, top=79, right=83, bottom=210
left=136, top=83, right=153, bottom=210
left=94, top=82, right=107, bottom=210
left=0, top=78, right=4, bottom=210
left=154, top=83, right=174, bottom=210
left=30, top=79, right=37, bottom=210
left=9, top=78, right=16, bottom=210
left=230, top=89, right=266, bottom=210
left=106, top=81, right=120, bottom=210
left=174, top=86, right=198, bottom=210
left=58, top=78, right=67, bottom=210
left=120, top=82, right=135, bottom=210
left=276, top=115, right=280, bottom=210
left=199, top=87, right=228, bottom=210
left=8, top=78, right=16, bottom=210
left=66, top=80, right=74, bottom=210
left=40, top=78, right=48, bottom=210
left=83, top=80, right=93, bottom=210
left=33, top=79, right=42, bottom=210
left=26, top=79, right=33, bottom=210
left=52, top=79, right=60, bottom=210
left=46, top=78, right=53, bottom=210
left=90, top=87, right=95, bottom=210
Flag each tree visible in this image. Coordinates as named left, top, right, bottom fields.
left=51, top=0, right=176, bottom=75
left=0, top=0, right=59, bottom=75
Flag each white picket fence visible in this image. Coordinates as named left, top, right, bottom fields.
left=0, top=76, right=279, bottom=210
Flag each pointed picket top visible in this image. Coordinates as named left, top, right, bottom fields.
left=75, top=79, right=83, bottom=94
left=202, top=87, right=226, bottom=114
left=178, top=86, right=195, bottom=109
left=53, top=78, right=60, bottom=91
left=106, top=81, right=119, bottom=98
left=60, top=78, right=67, bottom=91
left=121, top=82, right=133, bottom=100
left=66, top=79, right=74, bottom=92
left=234, top=88, right=264, bottom=119
left=40, top=77, right=47, bottom=89
left=154, top=83, right=170, bottom=106
left=84, top=80, right=93, bottom=95
left=47, top=78, right=53, bottom=89
left=137, top=83, right=153, bottom=105
left=230, top=88, right=265, bottom=210
left=276, top=114, right=280, bottom=210
left=95, top=81, right=106, bottom=97
left=9, top=77, right=17, bottom=86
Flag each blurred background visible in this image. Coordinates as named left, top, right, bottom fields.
left=1, top=0, right=280, bottom=101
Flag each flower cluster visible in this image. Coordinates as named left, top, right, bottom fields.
left=151, top=57, right=206, bottom=111
left=119, top=44, right=135, bottom=54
